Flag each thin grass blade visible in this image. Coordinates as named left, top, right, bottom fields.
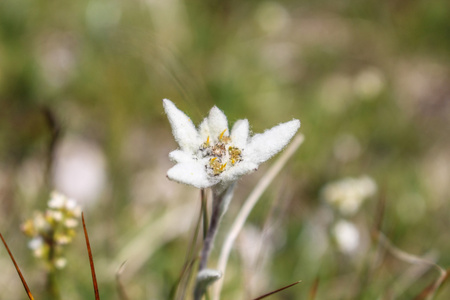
left=308, top=277, right=319, bottom=300
left=0, top=232, right=35, bottom=300
left=414, top=268, right=449, bottom=300
left=116, top=261, right=130, bottom=300
left=252, top=280, right=301, bottom=300
left=82, top=213, right=100, bottom=300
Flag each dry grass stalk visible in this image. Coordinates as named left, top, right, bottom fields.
left=213, top=133, right=304, bottom=300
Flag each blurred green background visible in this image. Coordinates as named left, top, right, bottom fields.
left=1, top=0, right=450, bottom=299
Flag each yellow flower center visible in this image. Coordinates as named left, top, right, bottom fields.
left=200, top=129, right=242, bottom=176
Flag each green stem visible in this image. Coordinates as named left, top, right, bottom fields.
left=46, top=269, right=61, bottom=300
left=201, top=189, right=209, bottom=240
left=45, top=234, right=61, bottom=300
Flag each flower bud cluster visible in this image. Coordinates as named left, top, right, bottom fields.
left=21, top=191, right=81, bottom=269
left=321, top=175, right=377, bottom=216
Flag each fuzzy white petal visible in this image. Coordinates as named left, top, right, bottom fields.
left=163, top=99, right=201, bottom=152
left=246, top=119, right=300, bottom=165
left=231, top=119, right=249, bottom=149
left=167, top=161, right=218, bottom=188
left=221, top=161, right=258, bottom=183
left=169, top=150, right=195, bottom=163
left=198, top=118, right=210, bottom=140
left=208, top=106, right=229, bottom=141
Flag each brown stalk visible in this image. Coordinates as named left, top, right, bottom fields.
left=82, top=213, right=100, bottom=300
left=0, top=232, right=35, bottom=300
left=251, top=280, right=301, bottom=300
left=308, top=277, right=320, bottom=300
left=414, top=268, right=450, bottom=300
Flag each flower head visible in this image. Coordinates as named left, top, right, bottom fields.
left=332, top=219, right=360, bottom=254
left=163, top=99, right=300, bottom=189
left=321, top=175, right=377, bottom=216
left=21, top=191, right=81, bottom=270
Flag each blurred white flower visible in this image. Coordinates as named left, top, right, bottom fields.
left=48, top=191, right=82, bottom=217
left=321, top=175, right=377, bottom=216
left=332, top=219, right=360, bottom=254
left=163, top=99, right=300, bottom=190
left=54, top=258, right=67, bottom=269
left=33, top=213, right=48, bottom=232
left=28, top=237, right=44, bottom=252
left=52, top=137, right=106, bottom=204
left=22, top=191, right=81, bottom=269
left=353, top=67, right=385, bottom=100
left=64, top=218, right=79, bottom=228
left=49, top=210, right=63, bottom=221
left=48, top=191, right=68, bottom=209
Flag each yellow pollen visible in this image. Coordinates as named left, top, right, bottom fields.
left=210, top=157, right=217, bottom=163
left=231, top=158, right=236, bottom=165
left=219, top=163, right=227, bottom=171
left=206, top=136, right=210, bottom=145
left=219, top=129, right=227, bottom=141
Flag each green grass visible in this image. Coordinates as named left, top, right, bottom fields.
left=1, top=0, right=450, bottom=299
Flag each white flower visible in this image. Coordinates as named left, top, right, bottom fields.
left=64, top=218, right=79, bottom=228
left=321, top=175, right=377, bottom=216
left=48, top=191, right=67, bottom=209
left=47, top=191, right=82, bottom=217
left=332, top=219, right=360, bottom=254
left=28, top=236, right=44, bottom=251
left=54, top=258, right=68, bottom=269
left=163, top=99, right=300, bottom=189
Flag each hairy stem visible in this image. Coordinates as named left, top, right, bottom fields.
left=198, top=193, right=222, bottom=272
left=194, top=184, right=235, bottom=300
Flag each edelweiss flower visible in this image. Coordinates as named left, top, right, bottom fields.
left=163, top=99, right=300, bottom=189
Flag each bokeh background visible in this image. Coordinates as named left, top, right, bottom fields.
left=1, top=0, right=450, bottom=299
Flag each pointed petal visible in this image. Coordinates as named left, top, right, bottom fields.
left=230, top=119, right=249, bottom=148
left=167, top=162, right=217, bottom=188
left=221, top=161, right=258, bottom=183
left=169, top=150, right=194, bottom=163
left=198, top=118, right=210, bottom=141
left=207, top=106, right=229, bottom=142
left=163, top=99, right=201, bottom=152
left=245, top=119, right=300, bottom=165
